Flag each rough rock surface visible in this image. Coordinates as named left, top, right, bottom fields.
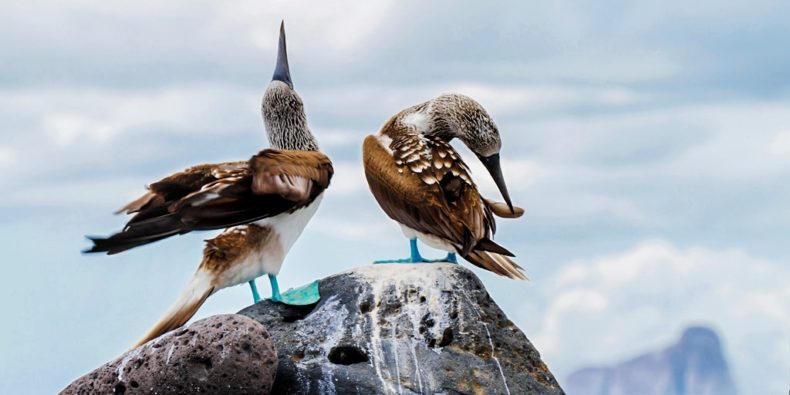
left=565, top=326, right=737, bottom=395
left=239, top=263, right=564, bottom=394
left=61, top=314, right=277, bottom=395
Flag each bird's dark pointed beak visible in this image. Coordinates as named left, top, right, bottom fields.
left=478, top=153, right=514, bottom=213
left=272, top=20, right=293, bottom=88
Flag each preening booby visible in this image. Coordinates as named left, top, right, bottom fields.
left=85, top=22, right=333, bottom=346
left=363, top=94, right=526, bottom=279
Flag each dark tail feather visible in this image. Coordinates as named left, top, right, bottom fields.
left=83, top=214, right=185, bottom=255
left=84, top=234, right=175, bottom=255
left=463, top=250, right=528, bottom=280
left=475, top=237, right=515, bottom=257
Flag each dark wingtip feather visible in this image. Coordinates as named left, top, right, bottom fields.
left=83, top=236, right=107, bottom=254
left=475, top=237, right=515, bottom=257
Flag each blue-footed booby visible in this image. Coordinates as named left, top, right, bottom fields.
left=363, top=94, right=526, bottom=279
left=85, top=22, right=333, bottom=346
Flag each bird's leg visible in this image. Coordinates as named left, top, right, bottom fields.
left=268, top=274, right=282, bottom=303
left=409, top=238, right=424, bottom=262
left=248, top=279, right=261, bottom=304
left=374, top=238, right=432, bottom=264
left=428, top=251, right=458, bottom=263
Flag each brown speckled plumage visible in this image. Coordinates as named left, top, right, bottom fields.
left=363, top=94, right=526, bottom=279
left=201, top=224, right=277, bottom=273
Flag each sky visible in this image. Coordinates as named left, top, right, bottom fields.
left=0, top=1, right=788, bottom=393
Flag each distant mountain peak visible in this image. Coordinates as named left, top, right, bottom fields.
left=565, top=325, right=737, bottom=395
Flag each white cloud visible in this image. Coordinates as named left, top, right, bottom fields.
left=4, top=177, right=153, bottom=209
left=658, top=103, right=790, bottom=180
left=770, top=130, right=790, bottom=155
left=527, top=240, right=790, bottom=394
left=225, top=0, right=397, bottom=53
left=20, top=85, right=261, bottom=145
left=518, top=50, right=682, bottom=84
left=0, top=85, right=268, bottom=196
left=0, top=1, right=397, bottom=73
left=439, top=83, right=649, bottom=115
left=0, top=146, right=14, bottom=168
left=306, top=82, right=649, bottom=124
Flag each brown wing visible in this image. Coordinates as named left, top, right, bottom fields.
left=116, top=162, right=248, bottom=223
left=85, top=149, right=333, bottom=254
left=117, top=162, right=248, bottom=214
left=173, top=149, right=332, bottom=214
left=249, top=149, right=333, bottom=202
left=363, top=132, right=490, bottom=255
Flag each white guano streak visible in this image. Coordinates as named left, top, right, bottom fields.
left=461, top=290, right=511, bottom=395
left=351, top=264, right=456, bottom=394
left=116, top=346, right=143, bottom=382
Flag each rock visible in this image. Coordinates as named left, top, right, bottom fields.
left=565, top=326, right=737, bottom=395
left=61, top=314, right=277, bottom=395
left=239, top=263, right=564, bottom=394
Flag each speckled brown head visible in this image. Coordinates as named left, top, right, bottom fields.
left=432, top=94, right=512, bottom=212
left=261, top=21, right=318, bottom=152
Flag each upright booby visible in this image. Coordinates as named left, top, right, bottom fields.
left=85, top=22, right=333, bottom=346
left=363, top=94, right=526, bottom=279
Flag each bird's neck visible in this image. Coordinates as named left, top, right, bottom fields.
left=264, top=112, right=319, bottom=151
left=267, top=126, right=319, bottom=151
left=262, top=83, right=320, bottom=151
left=406, top=100, right=462, bottom=141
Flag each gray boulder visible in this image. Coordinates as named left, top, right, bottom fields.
left=61, top=314, right=277, bottom=395
left=240, top=263, right=564, bottom=394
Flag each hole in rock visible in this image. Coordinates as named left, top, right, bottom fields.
left=292, top=349, right=305, bottom=362
left=359, top=301, right=372, bottom=314
left=438, top=328, right=454, bottom=347
left=328, top=345, right=369, bottom=365
left=113, top=382, right=126, bottom=395
left=281, top=303, right=319, bottom=323
left=189, top=356, right=213, bottom=370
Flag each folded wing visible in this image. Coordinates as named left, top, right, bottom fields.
left=85, top=149, right=333, bottom=254
left=363, top=133, right=489, bottom=255
left=364, top=131, right=526, bottom=279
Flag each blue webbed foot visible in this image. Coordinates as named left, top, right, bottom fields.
left=279, top=281, right=321, bottom=306
left=374, top=257, right=432, bottom=264
left=268, top=274, right=320, bottom=305
left=374, top=239, right=438, bottom=264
